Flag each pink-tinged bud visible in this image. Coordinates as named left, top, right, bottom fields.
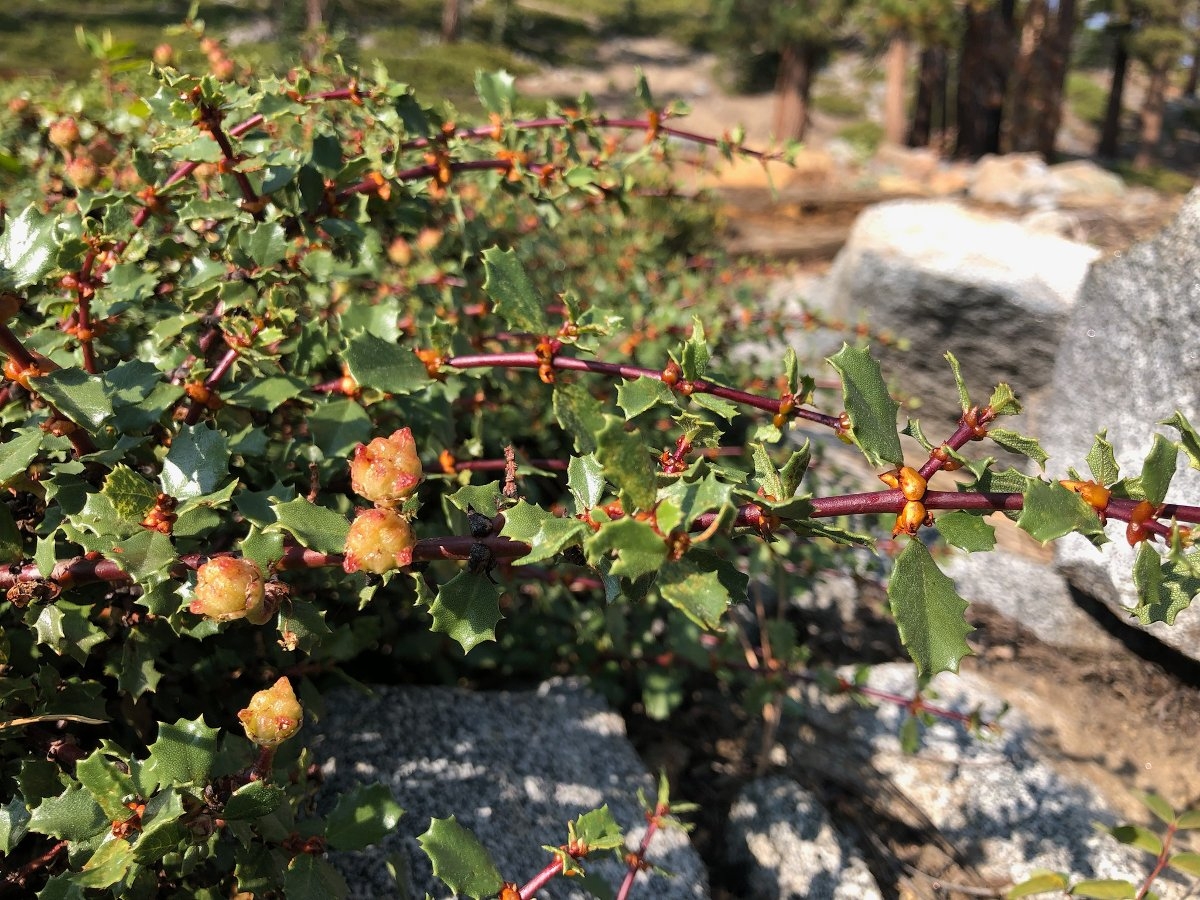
left=65, top=157, right=100, bottom=190
left=238, top=677, right=302, bottom=747
left=48, top=118, right=80, bottom=152
left=349, top=428, right=423, bottom=507
left=189, top=557, right=272, bottom=625
left=152, top=43, right=175, bottom=67
left=343, top=508, right=416, bottom=574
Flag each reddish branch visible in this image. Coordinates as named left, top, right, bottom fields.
left=615, top=805, right=666, bottom=900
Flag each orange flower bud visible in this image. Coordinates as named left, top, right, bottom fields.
left=897, top=466, right=927, bottom=502
left=343, top=508, right=416, bottom=574
left=189, top=557, right=272, bottom=625
left=892, top=500, right=928, bottom=537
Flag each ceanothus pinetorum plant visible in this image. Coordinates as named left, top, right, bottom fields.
left=1, top=36, right=1200, bottom=899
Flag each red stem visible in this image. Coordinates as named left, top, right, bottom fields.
left=615, top=809, right=663, bottom=900
left=75, top=249, right=99, bottom=374
left=519, top=858, right=565, bottom=899
left=1136, top=821, right=1176, bottom=900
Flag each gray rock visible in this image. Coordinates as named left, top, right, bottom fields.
left=969, top=153, right=1052, bottom=208
left=944, top=550, right=1119, bottom=653
left=802, top=664, right=1191, bottom=896
left=311, top=679, right=708, bottom=899
left=821, top=200, right=1099, bottom=427
left=1036, top=187, right=1200, bottom=661
left=727, top=777, right=883, bottom=900
left=1047, top=160, right=1127, bottom=209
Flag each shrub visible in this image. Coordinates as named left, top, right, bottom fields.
left=0, top=35, right=1198, bottom=900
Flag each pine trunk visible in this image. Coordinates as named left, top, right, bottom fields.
left=908, top=47, right=945, bottom=147
left=1008, top=0, right=1076, bottom=159
left=955, top=0, right=1016, bottom=158
left=773, top=43, right=816, bottom=142
left=442, top=0, right=462, bottom=44
left=1186, top=37, right=1200, bottom=97
left=883, top=33, right=910, bottom=147
left=1134, top=63, right=1169, bottom=171
left=1098, top=30, right=1130, bottom=159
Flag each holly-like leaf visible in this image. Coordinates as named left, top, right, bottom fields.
left=1161, top=411, right=1200, bottom=471
left=597, top=416, right=656, bottom=511
left=657, top=551, right=742, bottom=629
left=325, top=783, right=404, bottom=851
left=102, top=464, right=159, bottom=527
left=1086, top=432, right=1120, bottom=485
left=475, top=69, right=516, bottom=115
left=586, top=517, right=666, bottom=581
left=447, top=482, right=504, bottom=519
left=934, top=511, right=997, bottom=553
left=418, top=816, right=503, bottom=900
left=33, top=367, right=113, bottom=431
left=0, top=796, right=30, bottom=855
left=144, top=717, right=220, bottom=789
left=482, top=246, right=548, bottom=334
left=567, top=454, right=606, bottom=511
left=0, top=204, right=57, bottom=290
left=680, top=317, right=709, bottom=381
left=1141, top=433, right=1178, bottom=506
left=271, top=497, right=350, bottom=554
left=1132, top=544, right=1200, bottom=625
left=235, top=221, right=287, bottom=269
left=343, top=333, right=428, bottom=395
left=1017, top=480, right=1106, bottom=545
left=76, top=748, right=138, bottom=819
left=28, top=783, right=106, bottom=842
left=554, top=381, right=604, bottom=454
left=828, top=344, right=902, bottom=467
left=428, top=572, right=502, bottom=653
left=499, top=500, right=588, bottom=565
left=658, top=471, right=735, bottom=527
left=989, top=428, right=1049, bottom=470
left=309, top=398, right=373, bottom=458
left=570, top=805, right=623, bottom=851
left=223, top=781, right=286, bottom=821
left=888, top=539, right=973, bottom=676
left=988, top=382, right=1021, bottom=417
left=945, top=351, right=971, bottom=412
left=0, top=429, right=43, bottom=487
left=617, top=376, right=673, bottom=420
left=283, top=854, right=350, bottom=900
left=162, top=424, right=230, bottom=499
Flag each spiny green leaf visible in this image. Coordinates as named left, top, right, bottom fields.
left=828, top=343, right=903, bottom=467
left=475, top=69, right=516, bottom=115
left=1086, top=431, right=1120, bottom=485
left=418, top=816, right=503, bottom=900
left=597, top=416, right=657, bottom=511
left=888, top=539, right=973, bottom=676
left=567, top=454, right=606, bottom=511
left=1141, top=434, right=1178, bottom=506
left=1160, top=411, right=1200, bottom=471
left=988, top=382, right=1021, bottom=417
left=326, top=783, right=404, bottom=851
left=1017, top=480, right=1106, bottom=545
left=945, top=351, right=971, bottom=412
left=428, top=572, right=502, bottom=654
left=1006, top=871, right=1070, bottom=898
left=447, top=482, right=504, bottom=519
left=75, top=836, right=134, bottom=889
left=586, top=517, right=666, bottom=581
left=223, top=781, right=286, bottom=821
left=617, top=376, right=674, bottom=419
left=102, top=464, right=159, bottom=526
left=144, top=717, right=220, bottom=790
left=0, top=429, right=43, bottom=488
left=76, top=748, right=138, bottom=820
left=934, top=511, right=997, bottom=553
left=989, top=428, right=1049, bottom=470
left=1068, top=879, right=1136, bottom=899
left=0, top=204, right=58, bottom=289
left=271, top=497, right=350, bottom=554
left=658, top=553, right=735, bottom=629
left=554, top=381, right=604, bottom=455
left=282, top=853, right=350, bottom=900
left=32, top=367, right=113, bottom=431
left=482, top=246, right=548, bottom=334
left=235, top=221, right=287, bottom=269
left=689, top=391, right=738, bottom=421
left=28, top=783, right=106, bottom=842
left=162, top=424, right=230, bottom=499
left=0, top=797, right=30, bottom=854
left=343, top=333, right=428, bottom=395
left=681, top=316, right=709, bottom=381
left=499, top=501, right=588, bottom=565
left=309, top=399, right=373, bottom=458
left=570, top=805, right=624, bottom=851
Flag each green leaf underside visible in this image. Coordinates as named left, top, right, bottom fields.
left=428, top=572, right=503, bottom=653
left=499, top=500, right=588, bottom=565
left=1161, top=411, right=1200, bottom=471
left=1141, top=433, right=1178, bottom=506
left=1068, top=879, right=1136, bottom=899
left=887, top=539, right=973, bottom=676
left=1169, top=852, right=1200, bottom=876
left=586, top=517, right=666, bottom=581
left=935, top=510, right=997, bottom=553
left=945, top=351, right=971, bottom=412
left=1086, top=431, right=1120, bottom=485
left=828, top=343, right=902, bottom=467
left=617, top=376, right=673, bottom=419
left=418, top=816, right=503, bottom=900
left=482, top=246, right=548, bottom=334
left=1006, top=871, right=1070, bottom=898
left=989, top=428, right=1049, bottom=470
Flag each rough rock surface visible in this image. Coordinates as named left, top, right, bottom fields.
left=1035, top=187, right=1200, bottom=661
left=944, top=550, right=1120, bottom=653
left=797, top=664, right=1192, bottom=896
left=310, top=679, right=708, bottom=899
left=820, top=199, right=1100, bottom=426
left=726, top=777, right=883, bottom=900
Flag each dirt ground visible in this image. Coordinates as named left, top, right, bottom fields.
left=522, top=35, right=1200, bottom=899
